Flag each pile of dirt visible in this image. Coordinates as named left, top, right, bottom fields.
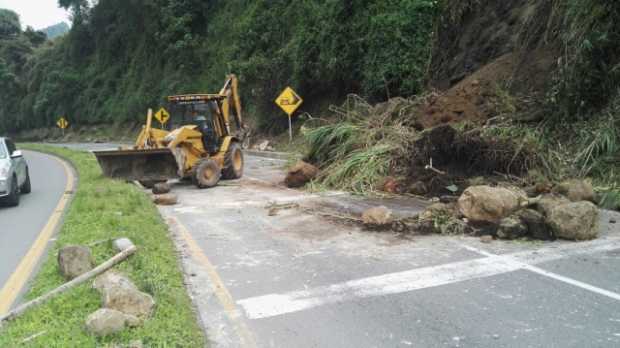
left=418, top=0, right=561, bottom=127
left=304, top=0, right=565, bottom=196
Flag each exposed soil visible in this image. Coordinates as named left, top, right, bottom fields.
left=414, top=0, right=561, bottom=129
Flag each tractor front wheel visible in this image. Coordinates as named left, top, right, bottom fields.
left=193, top=159, right=221, bottom=189
left=222, top=142, right=244, bottom=180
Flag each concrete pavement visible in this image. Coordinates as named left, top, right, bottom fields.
left=156, top=155, right=620, bottom=348
left=0, top=150, right=71, bottom=313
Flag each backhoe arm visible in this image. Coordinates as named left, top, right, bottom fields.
left=219, top=74, right=248, bottom=141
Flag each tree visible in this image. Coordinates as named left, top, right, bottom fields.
left=24, top=26, right=47, bottom=46
left=0, top=9, right=21, bottom=37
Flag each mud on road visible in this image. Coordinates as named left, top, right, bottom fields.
left=155, top=155, right=620, bottom=348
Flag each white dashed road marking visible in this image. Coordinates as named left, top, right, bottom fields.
left=238, top=238, right=620, bottom=320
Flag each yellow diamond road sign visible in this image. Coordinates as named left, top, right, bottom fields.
left=275, top=87, right=303, bottom=116
left=155, top=108, right=170, bottom=124
left=57, top=117, right=69, bottom=129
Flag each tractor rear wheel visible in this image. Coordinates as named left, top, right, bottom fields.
left=193, top=159, right=221, bottom=189
left=222, top=142, right=244, bottom=180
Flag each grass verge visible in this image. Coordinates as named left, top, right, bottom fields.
left=0, top=144, right=205, bottom=347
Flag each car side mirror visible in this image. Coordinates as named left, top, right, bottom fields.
left=11, top=150, right=23, bottom=158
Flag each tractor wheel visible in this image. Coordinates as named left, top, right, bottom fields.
left=222, top=142, right=244, bottom=180
left=193, top=159, right=221, bottom=189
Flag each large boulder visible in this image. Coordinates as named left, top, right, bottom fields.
left=534, top=194, right=571, bottom=217
left=553, top=179, right=595, bottom=202
left=497, top=217, right=528, bottom=240
left=93, top=270, right=138, bottom=295
left=85, top=308, right=140, bottom=336
left=362, top=206, right=393, bottom=226
left=547, top=201, right=600, bottom=241
left=457, top=186, right=526, bottom=223
left=58, top=245, right=93, bottom=280
left=103, top=286, right=155, bottom=318
left=514, top=209, right=553, bottom=241
left=284, top=161, right=319, bottom=188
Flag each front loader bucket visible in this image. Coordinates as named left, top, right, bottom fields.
left=93, top=148, right=180, bottom=182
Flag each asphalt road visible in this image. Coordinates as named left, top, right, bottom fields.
left=0, top=150, right=68, bottom=306
left=157, top=155, right=620, bottom=348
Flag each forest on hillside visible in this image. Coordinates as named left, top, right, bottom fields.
left=0, top=0, right=437, bottom=133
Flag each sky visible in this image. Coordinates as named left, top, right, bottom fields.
left=0, top=0, right=69, bottom=30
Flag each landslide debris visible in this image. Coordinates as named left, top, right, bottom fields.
left=284, top=161, right=319, bottom=188
left=354, top=179, right=600, bottom=241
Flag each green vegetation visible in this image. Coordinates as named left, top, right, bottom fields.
left=304, top=96, right=415, bottom=193
left=0, top=0, right=438, bottom=134
left=0, top=145, right=205, bottom=347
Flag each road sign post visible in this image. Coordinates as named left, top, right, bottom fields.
left=154, top=108, right=170, bottom=128
left=275, top=87, right=303, bottom=143
left=57, top=117, right=69, bottom=136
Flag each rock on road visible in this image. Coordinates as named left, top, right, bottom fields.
left=0, top=150, right=69, bottom=312
left=158, top=155, right=620, bottom=348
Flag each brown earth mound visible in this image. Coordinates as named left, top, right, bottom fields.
left=416, top=0, right=560, bottom=128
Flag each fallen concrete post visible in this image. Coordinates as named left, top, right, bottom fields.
left=0, top=238, right=137, bottom=327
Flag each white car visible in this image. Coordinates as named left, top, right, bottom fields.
left=0, top=138, right=31, bottom=206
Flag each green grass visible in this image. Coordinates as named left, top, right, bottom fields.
left=0, top=144, right=205, bottom=347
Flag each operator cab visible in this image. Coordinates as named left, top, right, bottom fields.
left=167, top=94, right=227, bottom=154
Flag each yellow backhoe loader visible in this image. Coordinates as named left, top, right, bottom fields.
left=94, top=74, right=249, bottom=189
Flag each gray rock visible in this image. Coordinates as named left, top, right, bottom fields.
left=548, top=201, right=600, bottom=241
left=534, top=194, right=571, bottom=217
left=103, top=286, right=155, bottom=318
left=113, top=238, right=134, bottom=252
left=438, top=218, right=470, bottom=235
left=480, top=235, right=494, bottom=243
left=362, top=206, right=393, bottom=226
left=93, top=270, right=138, bottom=295
left=497, top=217, right=528, bottom=240
left=458, top=186, right=527, bottom=223
left=257, top=140, right=270, bottom=151
left=152, top=182, right=171, bottom=195
left=514, top=209, right=553, bottom=240
left=85, top=308, right=138, bottom=336
left=553, top=179, right=595, bottom=202
left=128, top=340, right=144, bottom=348
left=58, top=245, right=93, bottom=280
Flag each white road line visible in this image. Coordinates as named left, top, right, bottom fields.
left=464, top=244, right=620, bottom=302
left=238, top=238, right=620, bottom=320
left=238, top=256, right=519, bottom=319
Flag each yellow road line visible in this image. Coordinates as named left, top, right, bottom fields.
left=170, top=217, right=257, bottom=348
left=0, top=153, right=75, bottom=315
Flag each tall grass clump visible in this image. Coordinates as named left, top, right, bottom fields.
left=304, top=95, right=416, bottom=194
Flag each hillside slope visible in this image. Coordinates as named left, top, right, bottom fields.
left=302, top=0, right=620, bottom=206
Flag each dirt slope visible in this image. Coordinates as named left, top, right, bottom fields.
left=415, top=0, right=560, bottom=128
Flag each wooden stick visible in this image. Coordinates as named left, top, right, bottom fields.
left=21, top=330, right=47, bottom=343
left=0, top=245, right=137, bottom=326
